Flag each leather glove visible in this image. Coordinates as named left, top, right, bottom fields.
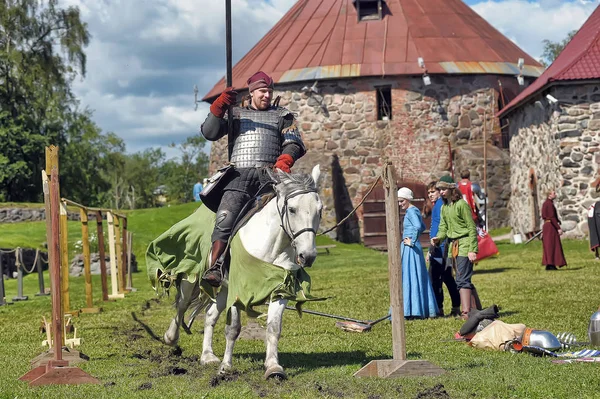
left=274, top=154, right=294, bottom=173
left=210, top=87, right=237, bottom=118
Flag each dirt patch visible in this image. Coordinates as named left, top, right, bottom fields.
left=315, top=383, right=345, bottom=398
left=415, top=384, right=450, bottom=399
left=138, top=382, right=152, bottom=390
left=210, top=370, right=240, bottom=387
left=131, top=350, right=152, bottom=359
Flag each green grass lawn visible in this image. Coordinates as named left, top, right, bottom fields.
left=0, top=203, right=599, bottom=398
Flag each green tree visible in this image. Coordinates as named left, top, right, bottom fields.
left=540, top=30, right=577, bottom=67
left=0, top=0, right=90, bottom=201
left=162, top=135, right=209, bottom=203
left=122, top=148, right=165, bottom=209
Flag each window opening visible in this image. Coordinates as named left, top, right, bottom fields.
left=376, top=86, right=392, bottom=121
left=354, top=0, right=384, bottom=22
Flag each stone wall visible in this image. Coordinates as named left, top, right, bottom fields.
left=508, top=83, right=600, bottom=237
left=69, top=253, right=138, bottom=277
left=0, top=207, right=95, bottom=223
left=208, top=75, right=522, bottom=237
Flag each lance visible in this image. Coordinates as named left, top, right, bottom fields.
left=226, top=0, right=234, bottom=159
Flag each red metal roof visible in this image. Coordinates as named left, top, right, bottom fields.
left=204, top=0, right=543, bottom=100
left=499, top=5, right=600, bottom=118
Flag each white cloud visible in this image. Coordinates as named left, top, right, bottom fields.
left=61, top=0, right=296, bottom=157
left=471, top=0, right=598, bottom=61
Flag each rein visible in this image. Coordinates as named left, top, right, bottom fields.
left=276, top=188, right=318, bottom=244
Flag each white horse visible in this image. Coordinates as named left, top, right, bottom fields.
left=163, top=166, right=323, bottom=379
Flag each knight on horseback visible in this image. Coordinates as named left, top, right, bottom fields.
left=200, top=71, right=305, bottom=287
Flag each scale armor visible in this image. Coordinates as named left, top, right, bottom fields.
left=229, top=106, right=304, bottom=168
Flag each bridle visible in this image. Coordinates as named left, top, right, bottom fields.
left=276, top=188, right=319, bottom=246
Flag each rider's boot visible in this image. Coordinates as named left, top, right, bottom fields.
left=202, top=240, right=228, bottom=287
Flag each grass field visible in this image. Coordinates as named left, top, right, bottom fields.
left=0, top=202, right=599, bottom=398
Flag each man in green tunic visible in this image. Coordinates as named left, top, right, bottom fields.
left=431, top=175, right=480, bottom=320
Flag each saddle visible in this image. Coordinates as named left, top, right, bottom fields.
left=211, top=190, right=277, bottom=275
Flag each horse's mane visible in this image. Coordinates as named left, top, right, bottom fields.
left=276, top=172, right=317, bottom=197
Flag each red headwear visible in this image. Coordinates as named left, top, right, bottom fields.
left=247, top=71, right=274, bottom=92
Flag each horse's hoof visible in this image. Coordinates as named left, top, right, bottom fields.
left=201, top=353, right=220, bottom=365
left=264, top=365, right=287, bottom=380
left=163, top=333, right=178, bottom=346
left=218, top=364, right=232, bottom=375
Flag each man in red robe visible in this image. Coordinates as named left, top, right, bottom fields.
left=541, top=190, right=567, bottom=270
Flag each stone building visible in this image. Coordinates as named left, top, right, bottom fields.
left=498, top=6, right=600, bottom=238
left=203, top=0, right=543, bottom=243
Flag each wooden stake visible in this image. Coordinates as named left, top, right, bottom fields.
left=121, top=217, right=130, bottom=292
left=113, top=214, right=124, bottom=294
left=80, top=209, right=101, bottom=314
left=42, top=170, right=52, bottom=288
left=126, top=231, right=136, bottom=291
left=95, top=211, right=110, bottom=302
left=107, top=212, right=124, bottom=299
left=59, top=200, right=78, bottom=317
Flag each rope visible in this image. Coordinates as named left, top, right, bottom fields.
left=21, top=248, right=40, bottom=274
left=318, top=173, right=382, bottom=236
left=0, top=248, right=18, bottom=254
left=0, top=247, right=45, bottom=272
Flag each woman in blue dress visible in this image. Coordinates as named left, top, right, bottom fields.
left=398, top=187, right=439, bottom=319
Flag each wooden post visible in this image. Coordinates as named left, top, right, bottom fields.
left=355, top=163, right=444, bottom=378
left=95, top=211, right=109, bottom=302
left=19, top=147, right=100, bottom=386
left=50, top=167, right=65, bottom=358
left=80, top=209, right=101, bottom=314
left=120, top=217, right=130, bottom=292
left=60, top=201, right=78, bottom=317
left=126, top=231, right=136, bottom=291
left=35, top=251, right=49, bottom=297
left=106, top=212, right=124, bottom=299
left=113, top=214, right=124, bottom=294
left=483, top=110, right=488, bottom=231
left=0, top=254, right=13, bottom=306
left=42, top=170, right=53, bottom=287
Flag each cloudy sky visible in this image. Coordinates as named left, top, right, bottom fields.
left=59, top=0, right=599, bottom=159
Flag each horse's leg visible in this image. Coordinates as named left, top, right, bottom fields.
left=201, top=287, right=227, bottom=365
left=264, top=298, right=288, bottom=380
left=164, top=278, right=196, bottom=346
left=219, top=304, right=241, bottom=374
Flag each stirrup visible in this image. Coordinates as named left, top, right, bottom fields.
left=202, top=259, right=224, bottom=287
left=202, top=268, right=222, bottom=287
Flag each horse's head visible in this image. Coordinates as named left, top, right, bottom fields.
left=270, top=165, right=323, bottom=267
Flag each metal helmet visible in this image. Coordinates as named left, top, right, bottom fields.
left=589, top=310, right=600, bottom=346
left=520, top=328, right=562, bottom=351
